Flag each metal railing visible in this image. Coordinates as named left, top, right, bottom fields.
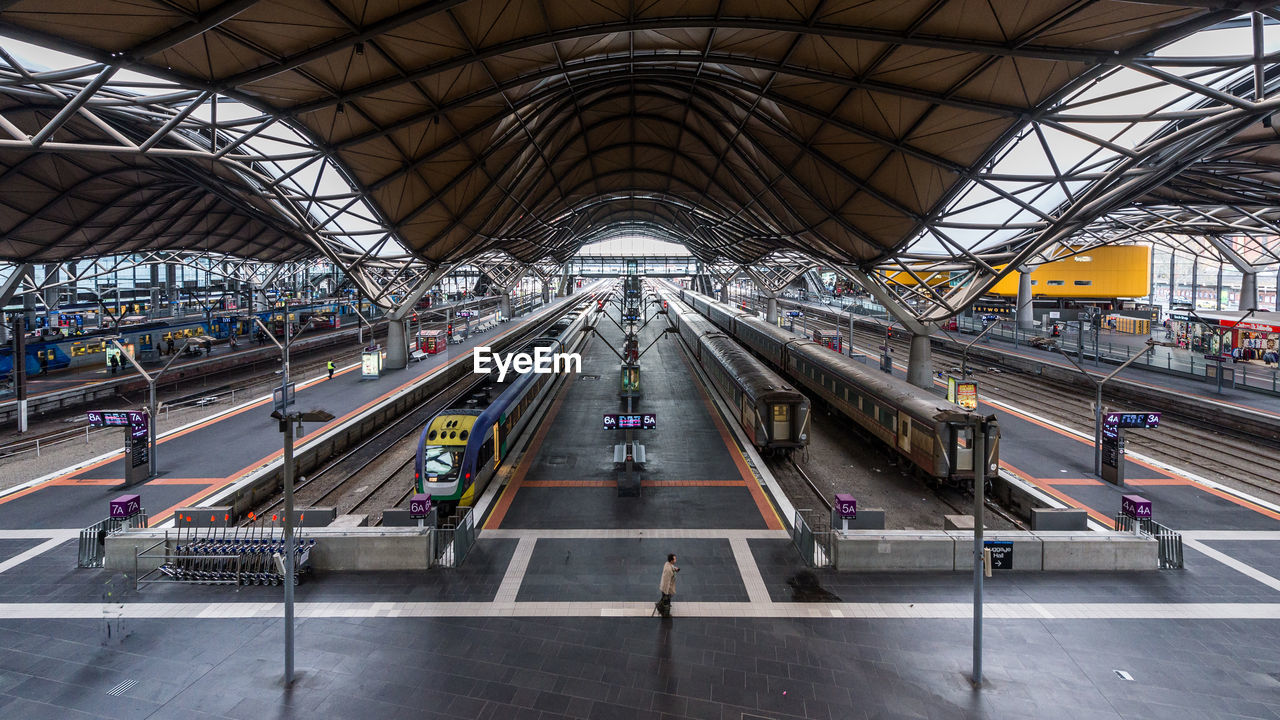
left=77, top=510, right=149, bottom=568
left=433, top=506, right=476, bottom=568
left=954, top=317, right=1279, bottom=394
left=1114, top=514, right=1184, bottom=569
left=791, top=509, right=833, bottom=568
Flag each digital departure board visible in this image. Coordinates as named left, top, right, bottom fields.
left=1103, top=412, right=1161, bottom=429
left=603, top=413, right=657, bottom=430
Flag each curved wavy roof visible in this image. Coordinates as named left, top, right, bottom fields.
left=0, top=0, right=1262, bottom=266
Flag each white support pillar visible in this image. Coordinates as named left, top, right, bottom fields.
left=719, top=283, right=729, bottom=303
left=1016, top=268, right=1034, bottom=330
left=907, top=331, right=933, bottom=390
left=765, top=296, right=778, bottom=324
left=499, top=292, right=513, bottom=319
left=385, top=264, right=452, bottom=370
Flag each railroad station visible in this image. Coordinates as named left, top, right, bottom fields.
left=0, top=3, right=1279, bottom=719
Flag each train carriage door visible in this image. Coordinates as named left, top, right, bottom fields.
left=899, top=416, right=911, bottom=453
left=493, top=422, right=501, bottom=468
left=771, top=404, right=791, bottom=442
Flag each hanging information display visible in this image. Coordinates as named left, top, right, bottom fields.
left=603, top=413, right=657, bottom=430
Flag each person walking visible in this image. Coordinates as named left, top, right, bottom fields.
left=327, top=359, right=335, bottom=380
left=109, top=353, right=118, bottom=375
left=655, top=553, right=679, bottom=618
left=166, top=336, right=175, bottom=356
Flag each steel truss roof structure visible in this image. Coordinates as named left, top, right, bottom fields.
left=0, top=1, right=1277, bottom=320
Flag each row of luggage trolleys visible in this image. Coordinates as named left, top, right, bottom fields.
left=136, top=526, right=315, bottom=587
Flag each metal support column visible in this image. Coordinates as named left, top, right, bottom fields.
left=765, top=296, right=778, bottom=324
left=1240, top=271, right=1258, bottom=312
left=1015, top=268, right=1034, bottom=330
left=907, top=331, right=933, bottom=390
left=1216, top=263, right=1223, bottom=311
left=971, top=419, right=987, bottom=687
left=1191, top=258, right=1198, bottom=310
left=1168, top=250, right=1177, bottom=309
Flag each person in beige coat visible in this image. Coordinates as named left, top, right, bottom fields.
left=656, top=553, right=679, bottom=617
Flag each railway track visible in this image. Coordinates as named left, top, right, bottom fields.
left=245, top=297, right=588, bottom=525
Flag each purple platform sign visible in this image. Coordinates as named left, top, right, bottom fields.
left=1121, top=494, right=1152, bottom=519
left=834, top=493, right=857, bottom=518
left=109, top=494, right=141, bottom=519
left=409, top=493, right=433, bottom=519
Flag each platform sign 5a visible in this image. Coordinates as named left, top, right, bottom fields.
left=109, top=494, right=141, bottom=519
left=1121, top=494, right=1152, bottom=520
left=834, top=494, right=857, bottom=518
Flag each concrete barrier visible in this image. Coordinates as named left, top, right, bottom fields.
left=829, top=508, right=885, bottom=530
left=1038, top=531, right=1157, bottom=571
left=106, top=526, right=435, bottom=573
left=834, top=529, right=1157, bottom=571
left=1031, top=508, right=1088, bottom=531
left=835, top=531, right=955, bottom=571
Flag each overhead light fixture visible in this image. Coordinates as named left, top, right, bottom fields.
left=336, top=102, right=345, bottom=115
left=355, top=42, right=365, bottom=56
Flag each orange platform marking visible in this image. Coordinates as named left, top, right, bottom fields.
left=676, top=350, right=784, bottom=530
left=1040, top=478, right=1104, bottom=486
left=999, top=463, right=1114, bottom=526
left=483, top=374, right=578, bottom=530
left=1124, top=478, right=1195, bottom=486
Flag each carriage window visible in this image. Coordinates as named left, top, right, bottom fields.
left=772, top=405, right=789, bottom=422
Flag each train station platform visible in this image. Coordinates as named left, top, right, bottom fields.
left=0, top=292, right=580, bottom=531
left=774, top=295, right=1280, bottom=418
left=0, top=287, right=1278, bottom=719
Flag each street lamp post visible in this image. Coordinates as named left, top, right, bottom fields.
left=254, top=315, right=317, bottom=413
left=1052, top=339, right=1169, bottom=477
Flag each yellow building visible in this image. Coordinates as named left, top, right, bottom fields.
left=989, top=245, right=1150, bottom=299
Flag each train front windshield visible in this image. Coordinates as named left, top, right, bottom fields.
left=419, top=446, right=462, bottom=487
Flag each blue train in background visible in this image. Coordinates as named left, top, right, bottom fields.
left=0, top=301, right=353, bottom=380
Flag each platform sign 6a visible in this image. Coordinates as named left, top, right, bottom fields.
left=409, top=493, right=433, bottom=519
left=834, top=493, right=857, bottom=518
left=1121, top=494, right=1152, bottom=520
left=1104, top=412, right=1161, bottom=429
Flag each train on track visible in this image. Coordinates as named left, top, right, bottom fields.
left=0, top=300, right=355, bottom=379
left=675, top=285, right=997, bottom=488
left=413, top=298, right=595, bottom=516
left=664, top=292, right=810, bottom=454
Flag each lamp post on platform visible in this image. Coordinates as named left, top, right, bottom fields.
left=109, top=337, right=191, bottom=480
left=270, top=407, right=334, bottom=684
left=1052, top=339, right=1169, bottom=477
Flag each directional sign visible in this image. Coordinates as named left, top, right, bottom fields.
left=1103, top=412, right=1160, bottom=429
left=984, top=540, right=1013, bottom=570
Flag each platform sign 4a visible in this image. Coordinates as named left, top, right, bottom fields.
left=1121, top=494, right=1152, bottom=520
left=1101, top=411, right=1159, bottom=485
left=1104, top=412, right=1160, bottom=429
